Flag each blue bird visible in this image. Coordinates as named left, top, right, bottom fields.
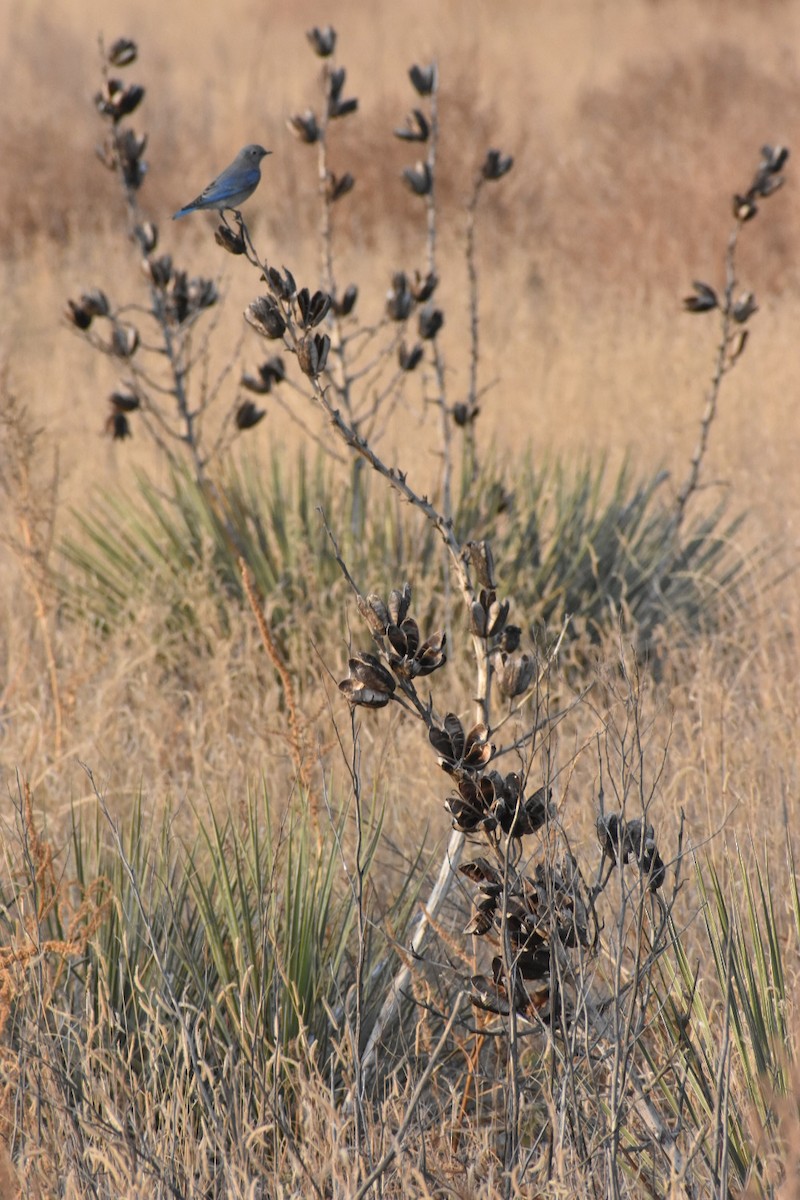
left=172, top=144, right=271, bottom=220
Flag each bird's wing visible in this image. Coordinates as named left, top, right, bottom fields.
left=199, top=165, right=258, bottom=204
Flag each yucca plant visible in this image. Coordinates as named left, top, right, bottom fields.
left=60, top=446, right=754, bottom=670
left=493, top=453, right=753, bottom=654
left=642, top=834, right=800, bottom=1196
left=184, top=784, right=422, bottom=1081
left=0, top=779, right=424, bottom=1168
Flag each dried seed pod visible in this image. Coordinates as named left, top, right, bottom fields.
left=446, top=792, right=484, bottom=834
left=394, top=109, right=430, bottom=143
left=79, top=290, right=110, bottom=318
left=388, top=618, right=446, bottom=679
left=387, top=617, right=420, bottom=660
left=517, top=946, right=550, bottom=981
left=134, top=221, right=158, bottom=253
left=682, top=280, right=718, bottom=313
left=111, top=323, right=139, bottom=357
left=361, top=592, right=390, bottom=634
left=333, top=284, right=358, bottom=317
left=235, top=401, right=266, bottom=430
left=645, top=847, right=666, bottom=892
left=624, top=820, right=666, bottom=891
left=95, top=78, right=145, bottom=122
left=499, top=625, right=521, bottom=654
left=497, top=785, right=553, bottom=838
left=143, top=254, right=173, bottom=289
left=65, top=300, right=92, bottom=330
left=115, top=85, right=145, bottom=119
left=240, top=373, right=268, bottom=395
left=408, top=63, right=437, bottom=95
left=287, top=111, right=320, bottom=144
left=297, top=333, right=331, bottom=377
left=470, top=597, right=488, bottom=638
left=339, top=679, right=390, bottom=709
left=109, top=391, right=139, bottom=413
left=387, top=583, right=412, bottom=626
left=266, top=267, right=297, bottom=301
left=105, top=411, right=132, bottom=440
left=307, top=25, right=336, bottom=57
left=245, top=297, right=286, bottom=340
left=484, top=590, right=510, bottom=638
left=731, top=291, right=757, bottom=323
left=215, top=225, right=246, bottom=255
left=398, top=341, right=423, bottom=371
left=297, top=288, right=333, bottom=329
left=386, top=272, right=413, bottom=321
left=107, top=37, right=138, bottom=67
left=430, top=714, right=493, bottom=772
left=296, top=337, right=314, bottom=376
left=339, top=651, right=397, bottom=708
left=624, top=819, right=655, bottom=860
left=470, top=588, right=506, bottom=638
left=312, top=333, right=332, bottom=373
left=166, top=271, right=189, bottom=324
left=418, top=304, right=443, bottom=340
left=446, top=775, right=496, bottom=832
left=767, top=144, right=789, bottom=172
left=241, top=357, right=285, bottom=394
left=469, top=975, right=510, bottom=1015
left=351, top=652, right=396, bottom=690
left=413, top=630, right=447, bottom=677
left=464, top=910, right=494, bottom=937
left=326, top=171, right=355, bottom=202
left=596, top=813, right=625, bottom=862
left=482, top=149, right=514, bottom=181
left=761, top=174, right=784, bottom=198
left=331, top=96, right=357, bottom=120
left=430, top=713, right=466, bottom=764
left=411, top=271, right=437, bottom=302
left=466, top=541, right=496, bottom=589
left=262, top=356, right=286, bottom=384
left=327, top=73, right=358, bottom=119
left=402, top=161, right=433, bottom=196
left=328, top=67, right=346, bottom=102
left=296, top=287, right=312, bottom=324
left=460, top=858, right=499, bottom=885
left=187, top=277, right=218, bottom=312
left=495, top=652, right=535, bottom=699
left=329, top=97, right=358, bottom=119
left=113, top=128, right=148, bottom=189
left=453, top=402, right=479, bottom=427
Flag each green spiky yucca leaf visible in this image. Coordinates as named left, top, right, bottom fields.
left=60, top=451, right=757, bottom=666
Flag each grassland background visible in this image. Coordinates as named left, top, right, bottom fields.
left=2, top=1, right=800, bottom=1192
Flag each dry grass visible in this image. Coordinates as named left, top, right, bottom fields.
left=2, top=1, right=800, bottom=1196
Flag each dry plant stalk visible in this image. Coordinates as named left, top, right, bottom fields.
left=0, top=368, right=63, bottom=756
left=239, top=557, right=319, bottom=834
left=676, top=144, right=788, bottom=529
left=0, top=781, right=111, bottom=1040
